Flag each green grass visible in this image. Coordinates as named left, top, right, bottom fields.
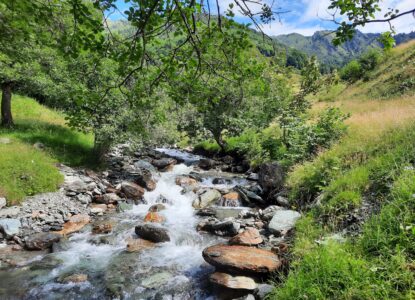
left=0, top=95, right=94, bottom=204
left=270, top=41, right=415, bottom=300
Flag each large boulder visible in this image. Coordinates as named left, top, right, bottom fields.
left=151, top=158, right=177, bottom=171
left=210, top=272, right=257, bottom=291
left=0, top=218, right=21, bottom=238
left=202, top=245, right=281, bottom=275
left=192, top=189, right=222, bottom=208
left=121, top=182, right=145, bottom=200
left=257, top=162, right=285, bottom=194
left=135, top=223, right=170, bottom=243
left=268, top=210, right=301, bottom=236
left=229, top=228, right=263, bottom=246
left=25, top=232, right=61, bottom=250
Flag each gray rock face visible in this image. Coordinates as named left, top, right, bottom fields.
left=0, top=218, right=21, bottom=238
left=258, top=162, right=285, bottom=194
left=135, top=223, right=170, bottom=243
left=0, top=206, right=21, bottom=218
left=268, top=210, right=301, bottom=235
left=192, top=189, right=221, bottom=208
left=25, top=232, right=61, bottom=250
left=0, top=197, right=6, bottom=209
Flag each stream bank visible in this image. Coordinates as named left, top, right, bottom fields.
left=0, top=145, right=301, bottom=299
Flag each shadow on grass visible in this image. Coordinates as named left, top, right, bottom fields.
left=1, top=120, right=98, bottom=167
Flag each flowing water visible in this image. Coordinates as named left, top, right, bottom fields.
left=0, top=149, right=248, bottom=300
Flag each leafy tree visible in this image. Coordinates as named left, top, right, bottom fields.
left=340, top=60, right=362, bottom=82
left=286, top=48, right=308, bottom=70
left=168, top=21, right=289, bottom=151
left=329, top=0, right=414, bottom=46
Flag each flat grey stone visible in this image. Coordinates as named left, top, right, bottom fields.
left=0, top=218, right=21, bottom=237
left=268, top=210, right=301, bottom=235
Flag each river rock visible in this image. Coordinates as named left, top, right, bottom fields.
left=197, top=207, right=249, bottom=220
left=148, top=204, right=166, bottom=212
left=235, top=186, right=265, bottom=206
left=202, top=245, right=281, bottom=275
left=99, top=193, right=121, bottom=204
left=198, top=158, right=218, bottom=170
left=141, top=271, right=172, bottom=288
left=151, top=158, right=177, bottom=171
left=56, top=214, right=90, bottom=236
left=197, top=219, right=240, bottom=236
left=210, top=272, right=257, bottom=290
left=60, top=273, right=88, bottom=284
left=0, top=206, right=21, bottom=218
left=144, top=212, right=165, bottom=223
left=135, top=169, right=157, bottom=191
left=90, top=204, right=107, bottom=214
left=260, top=206, right=284, bottom=221
left=0, top=197, right=6, bottom=209
left=116, top=202, right=133, bottom=213
left=229, top=228, right=263, bottom=246
left=25, top=232, right=61, bottom=250
left=126, top=237, right=155, bottom=253
left=175, top=176, right=198, bottom=187
left=0, top=218, right=21, bottom=238
left=268, top=210, right=301, bottom=236
left=255, top=283, right=274, bottom=299
left=92, top=220, right=113, bottom=234
left=193, top=189, right=221, bottom=208
left=220, top=192, right=241, bottom=207
left=121, top=182, right=145, bottom=200
left=135, top=223, right=170, bottom=243
left=258, top=162, right=284, bottom=194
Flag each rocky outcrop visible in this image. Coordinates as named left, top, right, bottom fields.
left=135, top=223, right=170, bottom=243
left=229, top=228, right=263, bottom=246
left=210, top=272, right=257, bottom=290
left=197, top=219, right=240, bottom=236
left=203, top=244, right=281, bottom=275
left=25, top=232, right=61, bottom=250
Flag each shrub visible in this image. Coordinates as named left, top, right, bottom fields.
left=340, top=60, right=363, bottom=82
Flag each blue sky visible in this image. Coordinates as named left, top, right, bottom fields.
left=110, top=0, right=415, bottom=36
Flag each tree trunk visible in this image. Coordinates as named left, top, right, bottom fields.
left=213, top=131, right=227, bottom=152
left=93, top=135, right=111, bottom=163
left=1, top=83, right=13, bottom=128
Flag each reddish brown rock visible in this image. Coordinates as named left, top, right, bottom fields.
left=202, top=244, right=281, bottom=275
left=121, top=182, right=145, bottom=200
left=126, top=237, right=155, bottom=253
left=56, top=214, right=90, bottom=236
left=229, top=228, right=263, bottom=246
left=144, top=212, right=165, bottom=223
left=210, top=272, right=257, bottom=290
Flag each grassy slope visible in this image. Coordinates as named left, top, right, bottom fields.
left=270, top=41, right=415, bottom=299
left=0, top=95, right=94, bottom=204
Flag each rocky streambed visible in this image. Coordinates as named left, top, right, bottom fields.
left=0, top=145, right=301, bottom=299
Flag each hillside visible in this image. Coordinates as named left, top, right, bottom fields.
left=275, top=30, right=415, bottom=70
left=0, top=95, right=94, bottom=204
left=269, top=40, right=415, bottom=299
